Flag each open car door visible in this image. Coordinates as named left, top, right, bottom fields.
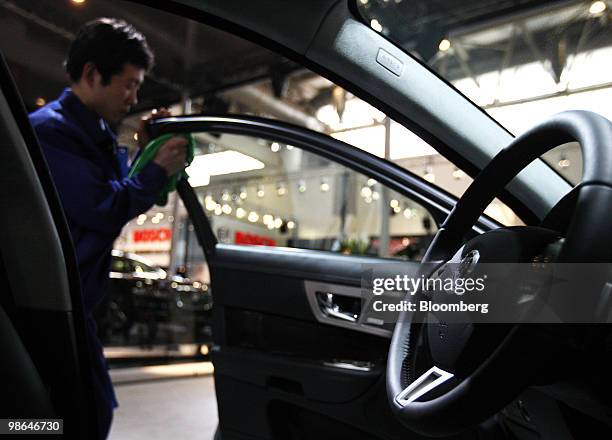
left=148, top=116, right=499, bottom=440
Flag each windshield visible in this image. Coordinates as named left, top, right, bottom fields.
left=354, top=0, right=612, bottom=185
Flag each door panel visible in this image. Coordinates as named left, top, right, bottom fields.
left=210, top=245, right=419, bottom=439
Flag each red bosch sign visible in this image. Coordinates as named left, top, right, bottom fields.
left=235, top=231, right=275, bottom=246
left=133, top=228, right=172, bottom=243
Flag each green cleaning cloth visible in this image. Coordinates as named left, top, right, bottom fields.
left=128, top=133, right=196, bottom=206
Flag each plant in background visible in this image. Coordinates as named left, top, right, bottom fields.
left=339, top=238, right=369, bottom=255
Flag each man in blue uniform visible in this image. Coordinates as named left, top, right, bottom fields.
left=29, top=18, right=187, bottom=439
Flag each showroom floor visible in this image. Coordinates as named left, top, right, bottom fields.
left=108, top=362, right=218, bottom=440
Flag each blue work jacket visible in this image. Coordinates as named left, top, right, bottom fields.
left=30, top=88, right=167, bottom=312
left=29, top=88, right=168, bottom=414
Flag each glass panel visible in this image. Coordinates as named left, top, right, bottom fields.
left=354, top=1, right=612, bottom=133
left=316, top=98, right=523, bottom=225
left=541, top=142, right=582, bottom=185
left=354, top=0, right=607, bottom=189
left=186, top=132, right=438, bottom=260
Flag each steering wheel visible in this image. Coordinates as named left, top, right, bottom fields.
left=386, top=111, right=612, bottom=436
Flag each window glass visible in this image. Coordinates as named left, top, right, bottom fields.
left=541, top=142, right=582, bottom=185
left=354, top=0, right=606, bottom=187
left=314, top=95, right=523, bottom=225
left=354, top=1, right=612, bottom=134
left=187, top=132, right=438, bottom=260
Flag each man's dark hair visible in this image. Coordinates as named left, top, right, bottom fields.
left=65, top=18, right=154, bottom=84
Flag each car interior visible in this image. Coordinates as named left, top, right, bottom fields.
left=0, top=52, right=98, bottom=436
left=0, top=1, right=611, bottom=439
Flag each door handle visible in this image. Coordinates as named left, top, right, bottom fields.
left=316, top=292, right=360, bottom=323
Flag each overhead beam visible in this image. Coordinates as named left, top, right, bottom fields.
left=222, top=85, right=327, bottom=132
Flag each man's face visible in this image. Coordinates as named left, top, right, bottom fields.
left=90, top=63, right=144, bottom=124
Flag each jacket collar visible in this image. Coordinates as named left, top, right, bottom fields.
left=58, top=88, right=117, bottom=148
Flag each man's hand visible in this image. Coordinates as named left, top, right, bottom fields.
left=137, top=107, right=171, bottom=149
left=153, top=137, right=188, bottom=176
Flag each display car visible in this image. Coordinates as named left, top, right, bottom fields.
left=94, top=250, right=212, bottom=347
left=0, top=1, right=610, bottom=439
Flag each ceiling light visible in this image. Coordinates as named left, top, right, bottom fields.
left=589, top=1, right=607, bottom=15
left=271, top=142, right=280, bottom=152
left=370, top=19, right=383, bottom=32
left=152, top=217, right=160, bottom=224
left=239, top=186, right=247, bottom=200
left=35, top=97, right=46, bottom=107
left=137, top=214, right=147, bottom=223
left=274, top=217, right=283, bottom=229
left=404, top=208, right=414, bottom=219
left=390, top=199, right=399, bottom=209
left=438, top=38, right=451, bottom=52
left=277, top=183, right=287, bottom=196
left=214, top=205, right=222, bottom=216
left=267, top=223, right=275, bottom=230
left=186, top=151, right=264, bottom=184
left=364, top=196, right=373, bottom=204
left=320, top=178, right=330, bottom=192
left=558, top=157, right=571, bottom=168
left=393, top=206, right=402, bottom=214
left=248, top=211, right=259, bottom=223
left=168, top=215, right=174, bottom=223
left=286, top=144, right=294, bottom=150
left=221, top=190, right=230, bottom=201
left=287, top=221, right=296, bottom=230
left=424, top=167, right=436, bottom=183
left=359, top=0, right=368, bottom=5
left=367, top=178, right=377, bottom=187
left=257, top=184, right=265, bottom=198
left=205, top=198, right=217, bottom=211
left=298, top=180, right=306, bottom=193
left=372, top=191, right=380, bottom=201
left=452, top=167, right=465, bottom=180
left=71, top=0, right=86, bottom=4
left=263, top=214, right=273, bottom=225
left=361, top=186, right=373, bottom=198
left=236, top=207, right=246, bottom=219
left=133, top=132, right=139, bottom=141
left=221, top=204, right=232, bottom=215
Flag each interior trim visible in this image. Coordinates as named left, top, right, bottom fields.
left=0, top=87, right=70, bottom=311
left=304, top=280, right=391, bottom=338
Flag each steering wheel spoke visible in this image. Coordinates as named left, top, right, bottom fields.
left=396, top=366, right=454, bottom=406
